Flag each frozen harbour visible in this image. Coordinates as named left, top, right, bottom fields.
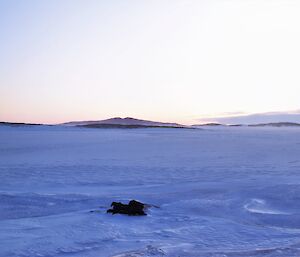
left=1, top=126, right=300, bottom=257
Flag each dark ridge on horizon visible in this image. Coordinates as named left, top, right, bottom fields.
left=191, top=122, right=300, bottom=127
left=192, top=123, right=224, bottom=127
left=0, top=121, right=44, bottom=127
left=248, top=122, right=300, bottom=127
left=61, top=117, right=185, bottom=128
left=1, top=120, right=300, bottom=129
left=78, top=123, right=192, bottom=129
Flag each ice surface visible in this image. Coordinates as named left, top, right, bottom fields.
left=1, top=126, right=300, bottom=256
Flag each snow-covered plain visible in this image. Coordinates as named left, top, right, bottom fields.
left=1, top=125, right=300, bottom=257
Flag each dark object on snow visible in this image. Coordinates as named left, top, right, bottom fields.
left=107, top=200, right=147, bottom=216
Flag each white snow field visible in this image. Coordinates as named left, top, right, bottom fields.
left=1, top=126, right=300, bottom=257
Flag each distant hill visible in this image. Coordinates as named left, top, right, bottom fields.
left=249, top=122, right=300, bottom=127
left=61, top=117, right=186, bottom=128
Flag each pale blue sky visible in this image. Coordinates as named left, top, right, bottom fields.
left=1, top=0, right=300, bottom=124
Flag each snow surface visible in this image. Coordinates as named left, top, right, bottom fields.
left=1, top=126, right=300, bottom=257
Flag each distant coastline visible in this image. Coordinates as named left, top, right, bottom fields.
left=1, top=118, right=300, bottom=129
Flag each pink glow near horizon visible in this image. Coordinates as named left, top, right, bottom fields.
left=1, top=0, right=300, bottom=125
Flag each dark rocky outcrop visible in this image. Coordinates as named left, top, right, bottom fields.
left=107, top=200, right=147, bottom=216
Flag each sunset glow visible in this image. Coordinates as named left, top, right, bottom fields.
left=1, top=0, right=300, bottom=124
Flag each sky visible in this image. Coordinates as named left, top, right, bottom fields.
left=1, top=0, right=300, bottom=125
